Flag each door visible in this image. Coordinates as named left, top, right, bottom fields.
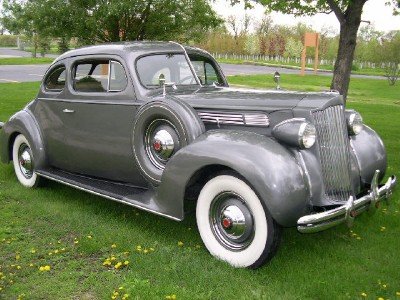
left=35, top=56, right=147, bottom=186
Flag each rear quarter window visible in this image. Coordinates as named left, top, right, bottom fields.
left=44, top=65, right=66, bottom=91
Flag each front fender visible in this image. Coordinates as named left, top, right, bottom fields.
left=157, top=130, right=310, bottom=227
left=0, top=110, right=46, bottom=169
left=350, top=125, right=387, bottom=186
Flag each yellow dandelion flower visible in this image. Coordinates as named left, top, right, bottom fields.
left=396, top=291, right=400, bottom=296
left=119, top=286, right=124, bottom=290
left=122, top=294, right=129, bottom=300
left=143, top=249, right=149, bottom=254
left=111, top=244, right=117, bottom=248
left=54, top=249, right=59, bottom=254
left=16, top=266, right=21, bottom=270
left=29, top=263, right=34, bottom=267
left=48, top=252, right=53, bottom=256
left=111, top=296, right=117, bottom=300
left=166, top=296, right=171, bottom=300
left=113, top=291, right=119, bottom=296
left=360, top=292, right=367, bottom=297
left=383, top=284, right=387, bottom=289
left=356, top=237, right=361, bottom=240
left=378, top=297, right=384, bottom=300
left=74, top=240, right=79, bottom=244
left=110, top=256, right=116, bottom=261
left=103, top=260, right=111, bottom=266
left=44, top=265, right=50, bottom=271
left=15, top=254, right=20, bottom=260
left=39, top=266, right=44, bottom=271
left=61, top=248, right=66, bottom=251
left=0, top=287, right=2, bottom=291
left=150, top=248, right=155, bottom=252
left=136, top=245, right=142, bottom=250
left=124, top=260, right=129, bottom=265
left=114, top=262, right=123, bottom=269
left=87, top=235, right=92, bottom=239
left=123, top=251, right=129, bottom=255
left=380, top=226, right=386, bottom=232
left=195, top=245, right=201, bottom=249
left=177, top=241, right=184, bottom=247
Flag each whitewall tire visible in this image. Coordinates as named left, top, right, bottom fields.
left=196, top=174, right=281, bottom=269
left=12, top=134, right=40, bottom=188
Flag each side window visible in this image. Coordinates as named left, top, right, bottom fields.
left=109, top=61, right=128, bottom=91
left=44, top=65, right=66, bottom=91
left=189, top=54, right=225, bottom=86
left=73, top=60, right=127, bottom=93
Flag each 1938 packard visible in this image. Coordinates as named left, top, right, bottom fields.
left=0, top=42, right=396, bottom=268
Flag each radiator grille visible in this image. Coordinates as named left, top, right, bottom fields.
left=313, top=105, right=353, bottom=203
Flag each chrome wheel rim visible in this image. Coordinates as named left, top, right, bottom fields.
left=18, top=143, right=33, bottom=179
left=144, top=119, right=180, bottom=170
left=209, top=192, right=255, bottom=251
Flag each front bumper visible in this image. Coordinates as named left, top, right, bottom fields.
left=297, top=170, right=397, bottom=233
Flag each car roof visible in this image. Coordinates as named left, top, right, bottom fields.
left=54, top=41, right=195, bottom=63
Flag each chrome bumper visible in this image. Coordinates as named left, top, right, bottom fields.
left=297, top=170, right=397, bottom=233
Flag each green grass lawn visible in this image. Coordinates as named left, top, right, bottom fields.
left=0, top=57, right=54, bottom=65
left=0, top=79, right=399, bottom=299
left=218, top=58, right=387, bottom=77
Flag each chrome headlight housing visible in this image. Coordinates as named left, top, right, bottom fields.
left=298, top=122, right=316, bottom=149
left=346, top=110, right=363, bottom=135
left=272, top=118, right=316, bottom=149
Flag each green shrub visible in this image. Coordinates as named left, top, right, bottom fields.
left=0, top=35, right=19, bottom=47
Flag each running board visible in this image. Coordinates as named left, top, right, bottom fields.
left=36, top=168, right=181, bottom=221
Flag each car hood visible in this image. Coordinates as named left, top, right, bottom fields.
left=148, top=86, right=343, bottom=113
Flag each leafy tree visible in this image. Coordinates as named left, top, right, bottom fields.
left=251, top=0, right=400, bottom=101
left=1, top=0, right=222, bottom=51
left=382, top=31, right=400, bottom=85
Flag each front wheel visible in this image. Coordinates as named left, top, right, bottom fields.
left=12, top=134, right=41, bottom=188
left=196, top=174, right=281, bottom=269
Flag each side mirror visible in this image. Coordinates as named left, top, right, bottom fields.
left=273, top=71, right=281, bottom=90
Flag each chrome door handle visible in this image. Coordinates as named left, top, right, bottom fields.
left=62, top=109, right=75, bottom=113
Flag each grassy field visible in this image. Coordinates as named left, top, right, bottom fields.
left=0, top=57, right=54, bottom=65
left=217, top=58, right=387, bottom=77
left=0, top=79, right=399, bottom=300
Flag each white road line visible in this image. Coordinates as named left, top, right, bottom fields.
left=0, top=79, right=20, bottom=83
left=28, top=73, right=43, bottom=77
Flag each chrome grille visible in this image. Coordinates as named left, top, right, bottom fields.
left=313, top=105, right=353, bottom=203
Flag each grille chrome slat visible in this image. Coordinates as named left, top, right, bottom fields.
left=198, top=111, right=269, bottom=127
left=313, top=105, right=353, bottom=203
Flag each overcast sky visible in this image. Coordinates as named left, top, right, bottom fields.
left=212, top=0, right=400, bottom=34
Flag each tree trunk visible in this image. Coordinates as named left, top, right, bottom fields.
left=330, top=0, right=365, bottom=102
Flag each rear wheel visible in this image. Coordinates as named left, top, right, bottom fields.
left=12, top=134, right=41, bottom=188
left=196, top=174, right=281, bottom=269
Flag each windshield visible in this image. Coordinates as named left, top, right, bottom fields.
left=136, top=54, right=198, bottom=89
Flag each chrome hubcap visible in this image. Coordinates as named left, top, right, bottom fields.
left=18, top=144, right=33, bottom=179
left=210, top=192, right=254, bottom=251
left=145, top=119, right=179, bottom=170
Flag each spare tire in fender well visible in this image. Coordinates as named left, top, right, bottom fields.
left=132, top=96, right=205, bottom=186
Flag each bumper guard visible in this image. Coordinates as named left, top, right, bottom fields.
left=297, top=170, right=397, bottom=233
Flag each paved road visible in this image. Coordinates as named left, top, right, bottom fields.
left=0, top=48, right=384, bottom=82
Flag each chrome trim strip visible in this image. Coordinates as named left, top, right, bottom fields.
left=169, top=41, right=202, bottom=87
left=36, top=171, right=182, bottom=222
left=297, top=171, right=397, bottom=233
left=198, top=111, right=269, bottom=127
left=37, top=97, right=138, bottom=106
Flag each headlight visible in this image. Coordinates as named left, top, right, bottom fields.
left=298, top=122, right=316, bottom=149
left=346, top=110, right=363, bottom=135
left=272, top=118, right=316, bottom=149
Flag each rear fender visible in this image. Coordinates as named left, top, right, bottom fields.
left=0, top=110, right=46, bottom=169
left=157, top=130, right=310, bottom=227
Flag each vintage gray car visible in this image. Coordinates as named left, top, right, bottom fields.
left=0, top=42, right=396, bottom=268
